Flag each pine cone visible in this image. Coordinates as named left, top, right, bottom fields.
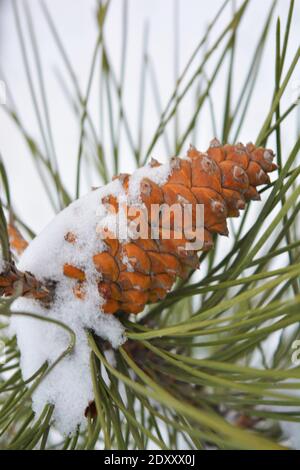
left=62, top=140, right=276, bottom=315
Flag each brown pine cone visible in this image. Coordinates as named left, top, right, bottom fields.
left=62, top=139, right=276, bottom=315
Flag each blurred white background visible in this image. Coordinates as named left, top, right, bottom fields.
left=0, top=0, right=299, bottom=233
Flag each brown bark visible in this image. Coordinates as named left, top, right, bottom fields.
left=0, top=261, right=54, bottom=306
left=7, top=223, right=29, bottom=256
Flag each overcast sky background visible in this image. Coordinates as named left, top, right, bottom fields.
left=0, top=0, right=299, bottom=234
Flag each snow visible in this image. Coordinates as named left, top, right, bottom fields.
left=281, top=421, right=300, bottom=449
left=127, top=161, right=171, bottom=203
left=271, top=382, right=300, bottom=449
left=9, top=159, right=171, bottom=435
